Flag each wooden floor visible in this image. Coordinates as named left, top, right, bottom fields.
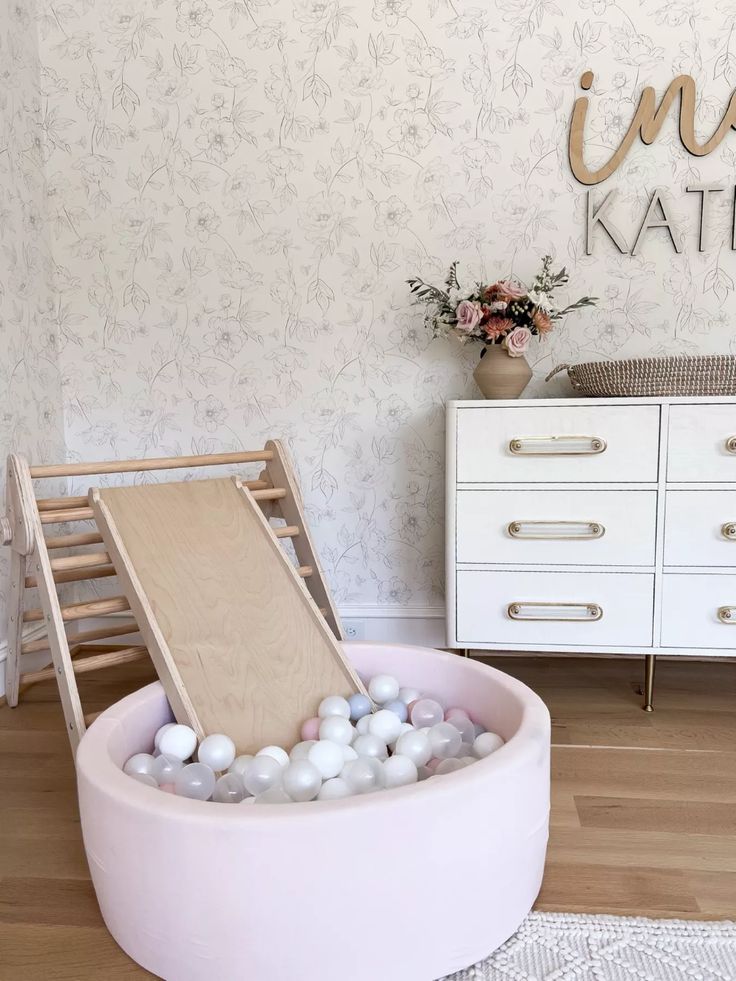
left=0, top=655, right=734, bottom=979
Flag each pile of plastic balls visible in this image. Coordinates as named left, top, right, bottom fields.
left=122, top=673, right=505, bottom=804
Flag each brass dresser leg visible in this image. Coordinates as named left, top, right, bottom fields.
left=642, top=654, right=656, bottom=712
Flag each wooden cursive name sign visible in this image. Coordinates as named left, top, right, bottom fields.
left=569, top=70, right=736, bottom=186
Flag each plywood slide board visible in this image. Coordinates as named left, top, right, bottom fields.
left=90, top=477, right=364, bottom=753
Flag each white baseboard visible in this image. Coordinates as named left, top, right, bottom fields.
left=340, top=606, right=448, bottom=647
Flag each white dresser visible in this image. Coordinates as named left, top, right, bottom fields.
left=446, top=397, right=736, bottom=707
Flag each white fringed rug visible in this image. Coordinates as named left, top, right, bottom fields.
left=443, top=912, right=736, bottom=980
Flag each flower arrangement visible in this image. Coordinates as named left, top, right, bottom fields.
left=407, top=256, right=597, bottom=358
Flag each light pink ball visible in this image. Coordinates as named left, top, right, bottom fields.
left=445, top=707, right=470, bottom=722
left=300, top=716, right=321, bottom=741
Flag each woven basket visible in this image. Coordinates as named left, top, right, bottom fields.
left=546, top=355, right=736, bottom=397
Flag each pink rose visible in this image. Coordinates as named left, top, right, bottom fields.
left=504, top=326, right=532, bottom=357
left=455, top=299, right=483, bottom=334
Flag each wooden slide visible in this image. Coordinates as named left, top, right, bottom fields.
left=91, top=477, right=364, bottom=753
left=3, top=442, right=351, bottom=753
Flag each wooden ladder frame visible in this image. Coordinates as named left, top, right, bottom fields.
left=2, top=441, right=343, bottom=752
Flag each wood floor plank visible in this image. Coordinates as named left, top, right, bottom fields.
left=537, top=862, right=700, bottom=915
left=0, top=924, right=154, bottom=981
left=574, top=796, right=736, bottom=837
left=547, top=828, right=736, bottom=873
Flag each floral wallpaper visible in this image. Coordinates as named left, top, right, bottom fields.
left=0, top=0, right=66, bottom=643
left=3, top=0, right=736, bottom=643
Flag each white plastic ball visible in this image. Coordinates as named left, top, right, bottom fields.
left=318, top=695, right=351, bottom=719
left=129, top=772, right=157, bottom=787
left=290, top=740, right=316, bottom=761
left=153, top=722, right=176, bottom=751
left=341, top=758, right=380, bottom=795
left=395, top=729, right=432, bottom=767
left=364, top=757, right=385, bottom=791
left=389, top=722, right=414, bottom=751
left=228, top=754, right=254, bottom=777
left=352, top=733, right=388, bottom=760
left=410, top=699, right=444, bottom=728
left=174, top=762, right=216, bottom=800
left=308, top=740, right=344, bottom=779
left=257, top=745, right=290, bottom=768
left=429, top=722, right=463, bottom=760
left=355, top=715, right=372, bottom=736
left=383, top=754, right=418, bottom=788
left=447, top=714, right=475, bottom=744
left=417, top=765, right=432, bottom=781
left=341, top=744, right=358, bottom=763
left=317, top=777, right=353, bottom=800
left=282, top=760, right=322, bottom=802
left=158, top=724, right=198, bottom=761
left=197, top=733, right=236, bottom=772
left=474, top=731, right=505, bottom=758
left=398, top=687, right=421, bottom=705
left=318, top=716, right=354, bottom=745
left=243, top=755, right=283, bottom=796
left=212, top=773, right=246, bottom=803
left=123, top=753, right=157, bottom=778
left=383, top=699, right=408, bottom=723
left=368, top=674, right=400, bottom=705
left=151, top=753, right=184, bottom=785
left=436, top=758, right=465, bottom=775
left=348, top=693, right=373, bottom=721
left=254, top=786, right=292, bottom=805
left=367, top=709, right=403, bottom=745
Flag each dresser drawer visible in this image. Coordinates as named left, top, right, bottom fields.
left=661, top=573, right=736, bottom=649
left=456, top=490, right=657, bottom=566
left=664, top=491, right=736, bottom=567
left=455, top=405, right=660, bottom=483
left=456, top=570, right=654, bottom=647
left=668, top=405, right=736, bottom=482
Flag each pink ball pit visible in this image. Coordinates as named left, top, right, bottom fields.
left=76, top=642, right=550, bottom=981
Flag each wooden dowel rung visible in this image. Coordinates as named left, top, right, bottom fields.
left=71, top=646, right=149, bottom=676
left=50, top=552, right=110, bottom=572
left=297, top=565, right=313, bottom=578
left=20, top=646, right=148, bottom=688
left=245, top=479, right=270, bottom=491
left=45, top=531, right=104, bottom=549
left=25, top=564, right=117, bottom=588
left=36, top=495, right=89, bottom=511
left=39, top=507, right=94, bottom=524
left=274, top=525, right=300, bottom=539
left=21, top=621, right=139, bottom=655
left=23, top=596, right=131, bottom=623
left=18, top=665, right=56, bottom=686
left=30, top=450, right=274, bottom=479
left=252, top=488, right=286, bottom=502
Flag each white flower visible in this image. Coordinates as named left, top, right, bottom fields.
left=528, top=289, right=552, bottom=312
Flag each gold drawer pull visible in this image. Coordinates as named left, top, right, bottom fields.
left=718, top=606, right=736, bottom=623
left=721, top=523, right=736, bottom=540
left=507, top=602, right=603, bottom=622
left=726, top=436, right=736, bottom=453
left=508, top=520, right=605, bottom=541
left=508, top=435, right=607, bottom=456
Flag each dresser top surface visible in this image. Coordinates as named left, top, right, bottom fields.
left=448, top=396, right=736, bottom=408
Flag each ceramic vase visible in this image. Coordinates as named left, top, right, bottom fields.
left=473, top=344, right=533, bottom=400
